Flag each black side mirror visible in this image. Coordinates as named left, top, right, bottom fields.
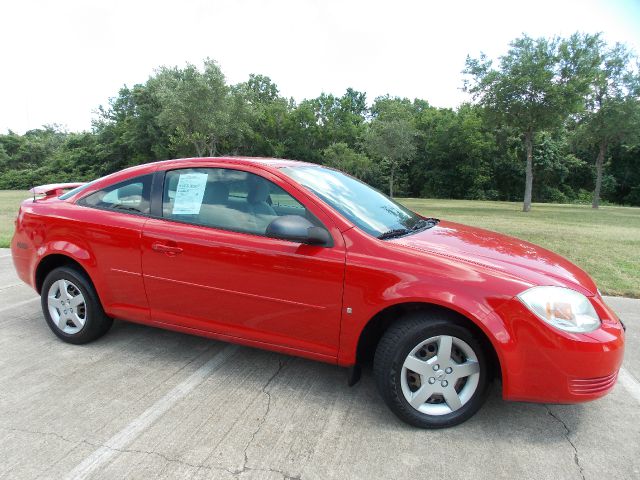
left=266, top=215, right=331, bottom=246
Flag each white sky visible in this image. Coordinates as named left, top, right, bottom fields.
left=1, top=0, right=639, bottom=134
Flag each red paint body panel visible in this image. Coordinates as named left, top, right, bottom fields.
left=488, top=294, right=624, bottom=402
left=141, top=218, right=345, bottom=357
left=394, top=220, right=598, bottom=296
left=11, top=157, right=625, bottom=405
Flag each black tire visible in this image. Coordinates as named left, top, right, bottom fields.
left=373, top=311, right=490, bottom=428
left=41, top=266, right=113, bottom=344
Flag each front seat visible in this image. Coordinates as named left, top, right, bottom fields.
left=247, top=180, right=277, bottom=233
left=247, top=181, right=276, bottom=216
left=203, top=182, right=229, bottom=205
left=200, top=182, right=237, bottom=230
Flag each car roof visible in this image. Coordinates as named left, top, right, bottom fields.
left=65, top=157, right=323, bottom=202
left=150, top=156, right=317, bottom=172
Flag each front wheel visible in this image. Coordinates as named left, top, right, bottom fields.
left=373, top=313, right=490, bottom=428
left=41, top=266, right=113, bottom=344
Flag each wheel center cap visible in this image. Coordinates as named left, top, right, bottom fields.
left=435, top=370, right=446, bottom=380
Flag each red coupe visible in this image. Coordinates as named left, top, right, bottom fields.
left=11, top=157, right=625, bottom=428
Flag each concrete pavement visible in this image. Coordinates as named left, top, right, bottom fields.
left=0, top=248, right=638, bottom=480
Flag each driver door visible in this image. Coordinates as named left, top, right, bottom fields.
left=141, top=166, right=346, bottom=360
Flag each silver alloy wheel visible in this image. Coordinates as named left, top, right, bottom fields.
left=47, top=279, right=87, bottom=335
left=401, top=335, right=480, bottom=416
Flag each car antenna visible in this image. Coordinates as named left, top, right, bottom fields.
left=31, top=182, right=36, bottom=202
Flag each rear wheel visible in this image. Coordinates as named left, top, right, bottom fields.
left=41, top=266, right=113, bottom=344
left=374, top=312, right=489, bottom=428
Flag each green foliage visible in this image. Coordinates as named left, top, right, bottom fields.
left=152, top=59, right=234, bottom=157
left=0, top=37, right=638, bottom=207
left=464, top=33, right=604, bottom=211
left=411, top=104, right=499, bottom=200
left=574, top=38, right=640, bottom=207
left=322, top=143, right=373, bottom=182
left=236, top=75, right=290, bottom=157
left=365, top=98, right=418, bottom=197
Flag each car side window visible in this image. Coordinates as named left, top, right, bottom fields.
left=78, top=174, right=152, bottom=215
left=162, top=168, right=317, bottom=236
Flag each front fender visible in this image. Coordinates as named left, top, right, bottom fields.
left=337, top=278, right=515, bottom=373
left=337, top=228, right=530, bottom=375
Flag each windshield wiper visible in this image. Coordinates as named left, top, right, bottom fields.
left=378, top=218, right=440, bottom=240
left=411, top=218, right=439, bottom=231
left=377, top=228, right=412, bottom=240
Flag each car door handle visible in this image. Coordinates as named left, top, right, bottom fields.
left=151, top=242, right=183, bottom=256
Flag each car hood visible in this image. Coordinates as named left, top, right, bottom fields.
left=390, top=220, right=597, bottom=296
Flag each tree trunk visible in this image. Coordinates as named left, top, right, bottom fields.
left=592, top=140, right=607, bottom=209
left=207, top=137, right=217, bottom=157
left=194, top=142, right=204, bottom=158
left=523, top=131, right=534, bottom=212
left=389, top=162, right=394, bottom=198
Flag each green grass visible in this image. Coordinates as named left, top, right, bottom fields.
left=399, top=198, right=640, bottom=298
left=1, top=191, right=638, bottom=297
left=0, top=190, right=29, bottom=249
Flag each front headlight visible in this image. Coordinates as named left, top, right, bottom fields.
left=517, top=286, right=601, bottom=333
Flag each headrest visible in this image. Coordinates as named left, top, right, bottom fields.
left=118, top=183, right=143, bottom=198
left=205, top=182, right=229, bottom=204
left=247, top=180, right=270, bottom=204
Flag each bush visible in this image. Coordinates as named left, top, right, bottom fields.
left=540, top=186, right=569, bottom=204
left=572, top=189, right=593, bottom=204
left=624, top=186, right=640, bottom=206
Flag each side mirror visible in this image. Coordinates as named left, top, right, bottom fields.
left=266, top=215, right=331, bottom=246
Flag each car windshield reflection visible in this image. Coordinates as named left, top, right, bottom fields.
left=281, top=166, right=424, bottom=237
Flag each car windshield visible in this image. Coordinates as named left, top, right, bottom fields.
left=281, top=166, right=428, bottom=238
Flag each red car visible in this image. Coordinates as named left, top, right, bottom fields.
left=11, top=157, right=625, bottom=428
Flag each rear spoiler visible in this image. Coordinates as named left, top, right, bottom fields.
left=29, top=182, right=86, bottom=198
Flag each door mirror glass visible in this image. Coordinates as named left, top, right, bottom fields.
left=266, top=215, right=331, bottom=246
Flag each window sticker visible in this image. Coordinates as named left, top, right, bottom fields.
left=172, top=173, right=208, bottom=214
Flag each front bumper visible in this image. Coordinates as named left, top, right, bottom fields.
left=494, top=294, right=625, bottom=403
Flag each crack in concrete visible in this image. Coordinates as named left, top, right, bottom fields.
left=2, top=358, right=298, bottom=479
left=99, top=445, right=218, bottom=473
left=84, top=443, right=302, bottom=479
left=0, top=426, right=79, bottom=446
left=1, top=424, right=301, bottom=479
left=233, top=359, right=295, bottom=479
left=0, top=426, right=211, bottom=473
left=544, top=405, right=585, bottom=480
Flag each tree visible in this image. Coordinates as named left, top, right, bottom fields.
left=1, top=50, right=639, bottom=207
left=608, top=134, right=640, bottom=205
left=578, top=40, right=640, bottom=208
left=283, top=100, right=324, bottom=162
left=281, top=89, right=368, bottom=163
left=236, top=74, right=291, bottom=157
left=322, top=142, right=373, bottom=181
left=94, top=83, right=171, bottom=173
left=365, top=117, right=417, bottom=197
left=412, top=104, right=499, bottom=200
left=464, top=34, right=598, bottom=211
left=152, top=59, right=231, bottom=157
left=242, top=74, right=281, bottom=104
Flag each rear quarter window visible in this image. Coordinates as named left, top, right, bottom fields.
left=77, top=174, right=152, bottom=215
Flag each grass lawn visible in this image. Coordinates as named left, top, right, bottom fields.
left=1, top=190, right=638, bottom=297
left=0, top=190, right=29, bottom=250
